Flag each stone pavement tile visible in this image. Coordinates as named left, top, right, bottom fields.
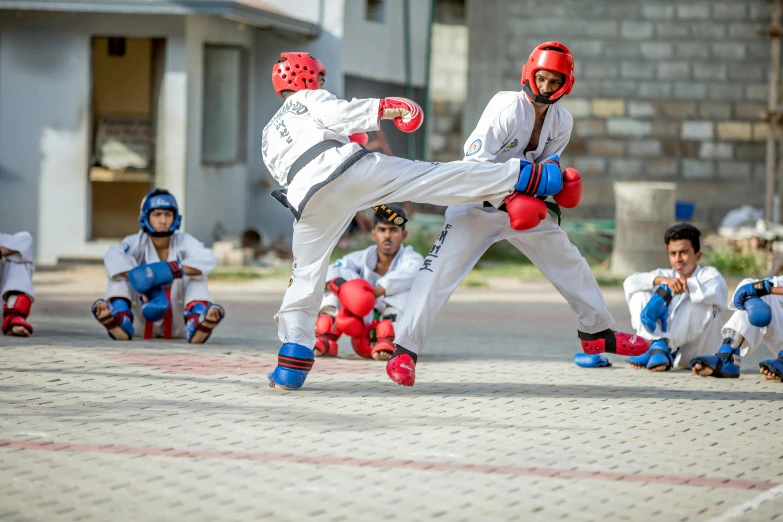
left=1, top=292, right=782, bottom=521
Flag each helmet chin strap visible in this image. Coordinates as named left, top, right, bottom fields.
left=522, top=81, right=557, bottom=105
left=148, top=229, right=175, bottom=238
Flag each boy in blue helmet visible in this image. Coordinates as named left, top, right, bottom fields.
left=91, top=189, right=225, bottom=343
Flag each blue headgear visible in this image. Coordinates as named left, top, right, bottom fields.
left=139, top=189, right=182, bottom=237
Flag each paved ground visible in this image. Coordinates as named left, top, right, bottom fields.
left=1, top=268, right=782, bottom=522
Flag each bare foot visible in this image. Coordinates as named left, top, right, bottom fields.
left=649, top=363, right=669, bottom=372
left=94, top=300, right=130, bottom=341
left=691, top=362, right=714, bottom=377
left=372, top=350, right=393, bottom=361
left=189, top=305, right=223, bottom=344
left=313, top=348, right=325, bottom=357
left=760, top=367, right=782, bottom=381
left=628, top=362, right=646, bottom=370
left=6, top=324, right=31, bottom=336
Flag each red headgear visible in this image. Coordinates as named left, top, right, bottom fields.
left=520, top=42, right=575, bottom=105
left=271, top=52, right=326, bottom=97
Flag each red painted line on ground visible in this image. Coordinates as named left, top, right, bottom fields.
left=0, top=439, right=777, bottom=491
left=105, top=353, right=381, bottom=376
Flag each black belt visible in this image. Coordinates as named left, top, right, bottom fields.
left=286, top=139, right=343, bottom=185
left=271, top=140, right=406, bottom=227
left=485, top=197, right=562, bottom=226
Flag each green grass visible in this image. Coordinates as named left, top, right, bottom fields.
left=702, top=248, right=767, bottom=279
left=209, top=266, right=290, bottom=282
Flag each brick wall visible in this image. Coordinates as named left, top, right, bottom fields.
left=465, top=0, right=772, bottom=226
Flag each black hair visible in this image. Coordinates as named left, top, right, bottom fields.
left=664, top=223, right=701, bottom=253
left=373, top=205, right=407, bottom=230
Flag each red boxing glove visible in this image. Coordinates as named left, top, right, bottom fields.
left=349, top=132, right=369, bottom=146
left=328, top=278, right=376, bottom=317
left=350, top=321, right=376, bottom=358
left=335, top=307, right=365, bottom=338
left=553, top=167, right=582, bottom=209
left=378, top=97, right=423, bottom=133
left=504, top=192, right=548, bottom=231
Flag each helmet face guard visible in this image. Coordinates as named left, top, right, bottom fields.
left=271, top=52, right=327, bottom=97
left=139, top=189, right=182, bottom=237
left=521, top=42, right=575, bottom=104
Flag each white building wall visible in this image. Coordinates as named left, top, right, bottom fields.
left=183, top=15, right=255, bottom=243
left=342, top=0, right=430, bottom=87
left=0, top=12, right=185, bottom=263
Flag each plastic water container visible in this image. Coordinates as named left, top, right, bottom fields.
left=675, top=201, right=695, bottom=221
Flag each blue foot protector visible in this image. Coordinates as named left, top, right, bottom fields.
left=628, top=340, right=675, bottom=370
left=759, top=350, right=783, bottom=381
left=645, top=339, right=674, bottom=371
left=91, top=298, right=134, bottom=340
left=268, top=342, right=315, bottom=390
left=627, top=350, right=651, bottom=368
left=574, top=352, right=611, bottom=368
left=689, top=344, right=740, bottom=378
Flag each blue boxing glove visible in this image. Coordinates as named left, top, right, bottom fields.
left=141, top=286, right=170, bottom=322
left=745, top=297, right=772, bottom=328
left=515, top=155, right=563, bottom=197
left=128, top=261, right=183, bottom=295
left=640, top=284, right=672, bottom=334
left=733, top=278, right=773, bottom=310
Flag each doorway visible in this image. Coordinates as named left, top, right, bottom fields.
left=89, top=36, right=165, bottom=239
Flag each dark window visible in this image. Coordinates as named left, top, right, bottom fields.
left=202, top=45, right=247, bottom=164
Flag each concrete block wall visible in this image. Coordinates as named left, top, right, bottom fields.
left=428, top=22, right=470, bottom=162
left=465, top=0, right=772, bottom=227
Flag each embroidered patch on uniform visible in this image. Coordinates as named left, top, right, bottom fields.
left=502, top=138, right=519, bottom=153
left=466, top=139, right=482, bottom=156
left=122, top=242, right=130, bottom=253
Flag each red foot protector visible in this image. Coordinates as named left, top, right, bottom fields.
left=371, top=319, right=395, bottom=360
left=2, top=294, right=33, bottom=336
left=314, top=313, right=341, bottom=357
left=386, top=353, right=416, bottom=386
left=579, top=329, right=648, bottom=357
